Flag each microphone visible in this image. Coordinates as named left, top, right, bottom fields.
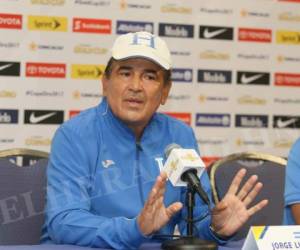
left=164, top=144, right=210, bottom=206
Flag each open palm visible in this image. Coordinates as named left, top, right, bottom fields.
left=211, top=169, right=268, bottom=237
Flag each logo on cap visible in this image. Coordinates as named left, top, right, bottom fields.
left=131, top=32, right=155, bottom=49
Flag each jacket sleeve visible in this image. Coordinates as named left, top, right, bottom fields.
left=45, top=126, right=148, bottom=249
left=177, top=127, right=229, bottom=245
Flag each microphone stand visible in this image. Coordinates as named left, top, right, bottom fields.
left=161, top=184, right=217, bottom=250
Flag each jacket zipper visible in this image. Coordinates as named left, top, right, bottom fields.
left=136, top=141, right=145, bottom=205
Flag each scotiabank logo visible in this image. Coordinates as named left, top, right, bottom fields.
left=195, top=113, right=230, bottom=127
left=73, top=18, right=111, bottom=34
left=275, top=73, right=300, bottom=87
left=238, top=28, right=272, bottom=43
left=164, top=112, right=191, bottom=126
left=0, top=13, right=22, bottom=29
left=201, top=156, right=221, bottom=167
left=69, top=110, right=80, bottom=119
left=278, top=0, right=300, bottom=2
left=26, top=62, right=66, bottom=78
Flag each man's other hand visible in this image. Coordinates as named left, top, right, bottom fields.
left=137, top=171, right=183, bottom=236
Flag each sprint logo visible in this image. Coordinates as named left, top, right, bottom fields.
left=276, top=30, right=300, bottom=45
left=28, top=15, right=68, bottom=32
left=71, top=64, right=105, bottom=79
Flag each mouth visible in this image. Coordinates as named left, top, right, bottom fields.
left=124, top=98, right=144, bottom=108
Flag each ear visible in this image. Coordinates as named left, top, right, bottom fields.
left=102, top=75, right=108, bottom=96
left=160, top=81, right=172, bottom=105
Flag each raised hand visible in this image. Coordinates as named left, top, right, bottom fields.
left=211, top=168, right=269, bottom=237
left=137, top=171, right=183, bottom=236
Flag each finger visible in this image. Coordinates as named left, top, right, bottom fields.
left=145, top=186, right=158, bottom=207
left=247, top=199, right=268, bottom=217
left=146, top=173, right=168, bottom=207
left=160, top=171, right=168, bottom=180
left=165, top=202, right=183, bottom=218
left=146, top=175, right=163, bottom=206
left=227, top=168, right=247, bottom=195
left=237, top=175, right=258, bottom=200
left=156, top=174, right=167, bottom=197
left=243, top=182, right=263, bottom=207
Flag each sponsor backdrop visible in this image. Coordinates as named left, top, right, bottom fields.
left=1, top=0, right=300, bottom=164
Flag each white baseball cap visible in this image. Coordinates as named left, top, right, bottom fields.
left=111, top=31, right=172, bottom=70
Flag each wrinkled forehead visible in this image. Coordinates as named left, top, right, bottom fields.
left=111, top=57, right=164, bottom=72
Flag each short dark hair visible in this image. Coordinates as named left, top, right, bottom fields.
left=104, top=57, right=171, bottom=85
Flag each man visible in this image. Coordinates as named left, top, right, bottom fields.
left=41, top=31, right=268, bottom=249
left=284, top=137, right=300, bottom=224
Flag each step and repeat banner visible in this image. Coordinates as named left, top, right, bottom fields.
left=0, top=0, right=300, bottom=164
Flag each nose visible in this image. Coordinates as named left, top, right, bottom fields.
left=129, top=73, right=143, bottom=91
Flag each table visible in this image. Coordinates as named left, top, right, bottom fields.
left=0, top=240, right=245, bottom=250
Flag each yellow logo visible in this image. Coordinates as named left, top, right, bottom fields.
left=182, top=153, right=197, bottom=161
left=170, top=159, right=179, bottom=171
left=71, top=64, right=105, bottom=79
left=0, top=90, right=16, bottom=98
left=29, top=42, right=38, bottom=51
left=72, top=90, right=81, bottom=99
left=31, top=0, right=65, bottom=5
left=252, top=226, right=266, bottom=241
left=236, top=138, right=264, bottom=147
left=120, top=0, right=127, bottom=10
left=236, top=138, right=243, bottom=146
left=240, top=9, right=248, bottom=17
left=199, top=50, right=230, bottom=60
left=28, top=15, right=68, bottom=32
left=238, top=95, right=267, bottom=105
left=277, top=55, right=284, bottom=63
left=278, top=12, right=300, bottom=22
left=198, top=95, right=206, bottom=103
left=276, top=30, right=300, bottom=44
left=274, top=139, right=293, bottom=148
left=25, top=136, right=51, bottom=146
left=74, top=44, right=108, bottom=55
left=161, top=4, right=192, bottom=14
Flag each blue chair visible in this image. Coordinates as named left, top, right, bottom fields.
left=209, top=152, right=286, bottom=240
left=0, top=149, right=48, bottom=245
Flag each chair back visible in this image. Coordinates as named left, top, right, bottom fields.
left=209, top=152, right=286, bottom=240
left=0, top=148, right=48, bottom=245
left=0, top=148, right=49, bottom=167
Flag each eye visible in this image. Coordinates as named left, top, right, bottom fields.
left=119, top=70, right=131, bottom=77
left=143, top=72, right=157, bottom=81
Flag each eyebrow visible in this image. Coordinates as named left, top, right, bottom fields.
left=117, top=66, right=159, bottom=74
left=117, top=66, right=132, bottom=71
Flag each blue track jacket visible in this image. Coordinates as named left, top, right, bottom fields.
left=41, top=98, right=226, bottom=249
left=284, top=138, right=300, bottom=225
